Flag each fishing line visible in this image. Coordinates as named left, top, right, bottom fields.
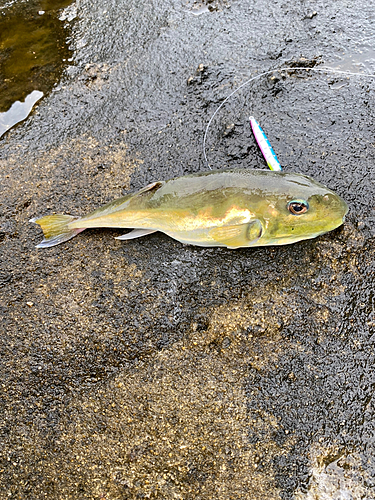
left=203, top=66, right=375, bottom=169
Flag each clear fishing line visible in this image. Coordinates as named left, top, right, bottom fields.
left=203, top=66, right=375, bottom=169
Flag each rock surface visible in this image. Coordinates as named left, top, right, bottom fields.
left=1, top=0, right=375, bottom=498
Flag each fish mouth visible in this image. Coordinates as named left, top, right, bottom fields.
left=336, top=205, right=348, bottom=227
left=326, top=214, right=346, bottom=232
left=342, top=200, right=349, bottom=219
left=323, top=197, right=348, bottom=230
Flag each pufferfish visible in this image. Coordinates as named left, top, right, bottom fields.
left=31, top=168, right=348, bottom=249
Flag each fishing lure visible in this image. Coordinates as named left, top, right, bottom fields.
left=249, top=116, right=282, bottom=171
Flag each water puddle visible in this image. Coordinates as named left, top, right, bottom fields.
left=0, top=90, right=43, bottom=137
left=190, top=4, right=210, bottom=16
left=185, top=0, right=232, bottom=15
left=329, top=48, right=375, bottom=74
left=0, top=0, right=74, bottom=137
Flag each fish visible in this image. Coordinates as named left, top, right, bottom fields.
left=30, top=168, right=348, bottom=249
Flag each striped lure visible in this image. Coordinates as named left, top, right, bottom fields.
left=250, top=116, right=282, bottom=171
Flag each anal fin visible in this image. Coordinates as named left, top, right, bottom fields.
left=115, top=229, right=157, bottom=241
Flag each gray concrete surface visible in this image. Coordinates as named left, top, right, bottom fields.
left=1, top=0, right=375, bottom=498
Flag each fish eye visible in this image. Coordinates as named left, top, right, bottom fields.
left=287, top=199, right=309, bottom=215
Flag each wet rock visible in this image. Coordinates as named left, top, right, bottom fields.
left=0, top=0, right=375, bottom=498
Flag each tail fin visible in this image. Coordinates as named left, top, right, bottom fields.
left=30, top=214, right=86, bottom=248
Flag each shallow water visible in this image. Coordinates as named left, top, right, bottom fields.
left=0, top=0, right=73, bottom=134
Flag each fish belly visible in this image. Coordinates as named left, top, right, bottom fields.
left=161, top=228, right=221, bottom=247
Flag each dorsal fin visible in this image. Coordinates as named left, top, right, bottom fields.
left=137, top=181, right=163, bottom=195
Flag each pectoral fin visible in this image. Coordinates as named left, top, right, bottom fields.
left=115, top=228, right=157, bottom=240
left=208, top=219, right=263, bottom=248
